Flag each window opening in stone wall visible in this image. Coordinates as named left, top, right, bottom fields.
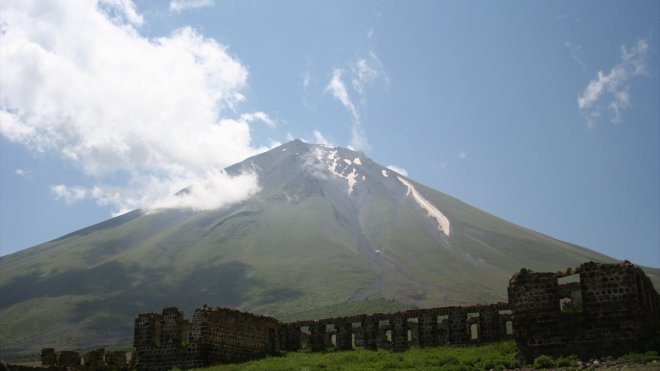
left=351, top=322, right=361, bottom=349
left=407, top=318, right=418, bottom=343
left=505, top=321, right=513, bottom=335
left=379, top=320, right=392, bottom=345
left=325, top=324, right=337, bottom=347
left=470, top=323, right=479, bottom=340
left=300, top=326, right=311, bottom=350
left=437, top=314, right=449, bottom=343
left=558, top=273, right=583, bottom=313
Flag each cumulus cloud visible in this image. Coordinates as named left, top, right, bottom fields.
left=458, top=151, right=467, bottom=159
left=0, top=0, right=269, bottom=214
left=577, top=39, right=650, bottom=127
left=387, top=165, right=408, bottom=177
left=149, top=169, right=260, bottom=211
left=170, top=0, right=214, bottom=13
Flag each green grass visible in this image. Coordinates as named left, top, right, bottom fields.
left=183, top=345, right=660, bottom=371
left=190, top=342, right=520, bottom=371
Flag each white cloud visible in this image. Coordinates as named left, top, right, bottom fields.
left=458, top=151, right=467, bottom=159
left=387, top=165, right=408, bottom=177
left=577, top=39, right=650, bottom=127
left=240, top=112, right=276, bottom=128
left=1, top=0, right=269, bottom=214
left=325, top=69, right=370, bottom=151
left=100, top=0, right=144, bottom=26
left=326, top=69, right=359, bottom=122
left=312, top=130, right=332, bottom=146
left=170, top=0, right=214, bottom=13
left=15, top=168, right=29, bottom=177
left=148, top=169, right=260, bottom=211
left=51, top=184, right=89, bottom=204
left=351, top=51, right=387, bottom=95
left=323, top=50, right=387, bottom=152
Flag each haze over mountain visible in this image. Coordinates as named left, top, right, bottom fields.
left=1, top=140, right=658, bottom=356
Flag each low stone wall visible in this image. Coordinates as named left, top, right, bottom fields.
left=27, top=347, right=130, bottom=371
left=508, top=261, right=660, bottom=362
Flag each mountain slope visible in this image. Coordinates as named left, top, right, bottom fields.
left=1, top=139, right=658, bottom=357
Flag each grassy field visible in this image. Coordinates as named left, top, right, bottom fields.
left=186, top=342, right=660, bottom=371
left=192, top=342, right=520, bottom=371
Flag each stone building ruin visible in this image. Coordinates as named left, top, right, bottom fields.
left=508, top=261, right=660, bottom=362
left=32, top=348, right=130, bottom=371
left=133, top=306, right=281, bottom=370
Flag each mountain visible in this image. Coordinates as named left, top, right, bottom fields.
left=1, top=139, right=658, bottom=357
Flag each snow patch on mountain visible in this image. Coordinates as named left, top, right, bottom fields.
left=306, top=146, right=363, bottom=194
left=398, top=177, right=450, bottom=236
left=382, top=170, right=388, bottom=177
left=354, top=157, right=362, bottom=165
left=346, top=168, right=358, bottom=194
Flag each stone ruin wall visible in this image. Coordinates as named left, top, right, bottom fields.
left=133, top=306, right=281, bottom=371
left=132, top=303, right=513, bottom=370
left=10, top=347, right=131, bottom=371
left=290, top=303, right=513, bottom=353
left=508, top=261, right=660, bottom=362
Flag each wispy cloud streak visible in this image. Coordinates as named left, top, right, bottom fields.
left=170, top=0, right=214, bottom=13
left=577, top=39, right=649, bottom=127
left=324, top=51, right=387, bottom=151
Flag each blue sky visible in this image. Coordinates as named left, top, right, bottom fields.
left=1, top=0, right=658, bottom=267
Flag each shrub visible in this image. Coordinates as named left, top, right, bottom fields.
left=556, top=354, right=579, bottom=367
left=533, top=354, right=555, bottom=369
left=622, top=351, right=660, bottom=364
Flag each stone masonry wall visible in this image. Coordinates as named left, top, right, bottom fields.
left=31, top=348, right=129, bottom=371
left=133, top=306, right=281, bottom=371
left=133, top=303, right=512, bottom=370
left=291, top=303, right=513, bottom=353
left=508, top=261, right=660, bottom=362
